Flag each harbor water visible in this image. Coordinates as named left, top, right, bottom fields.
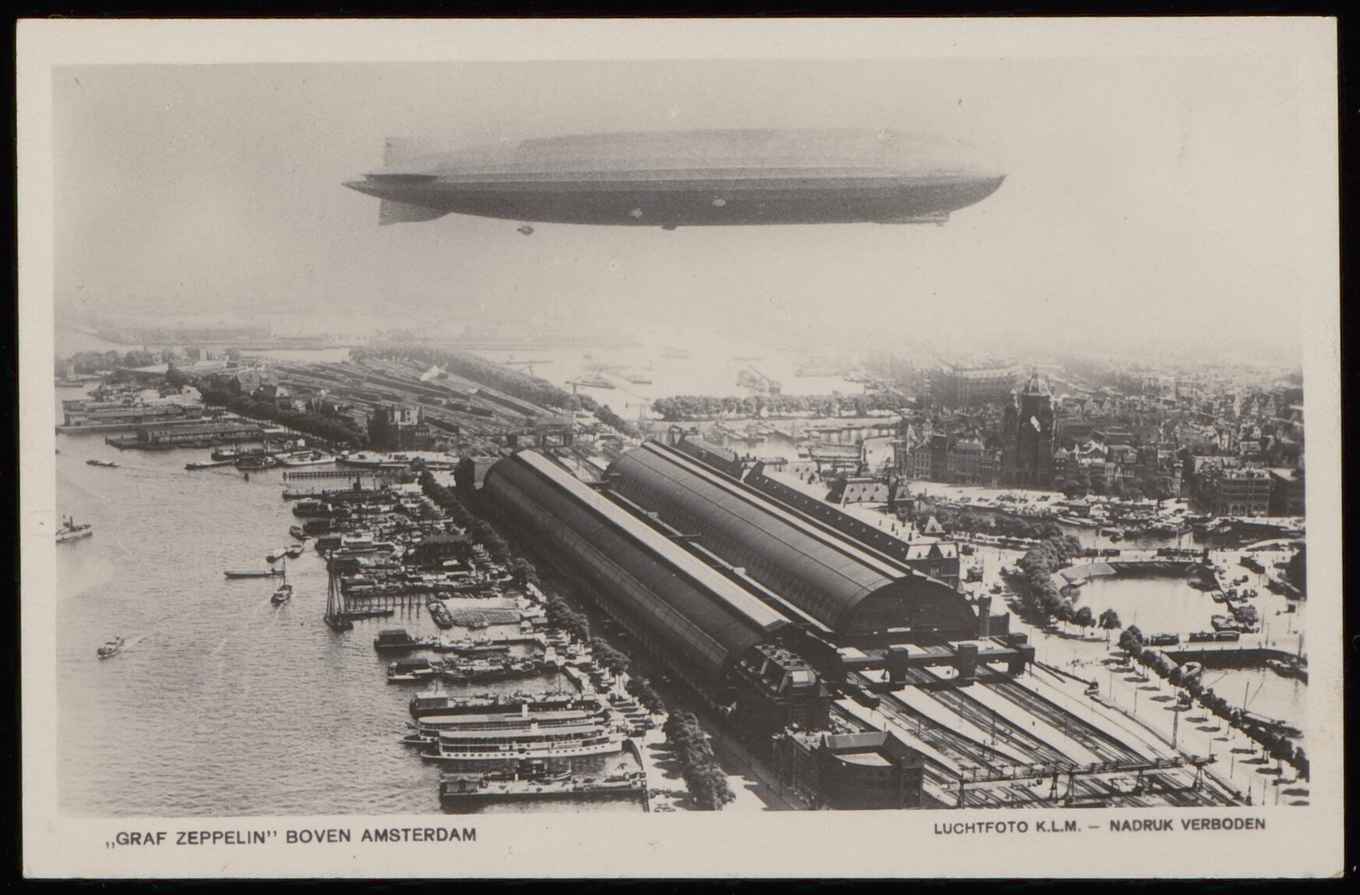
left=53, top=432, right=631, bottom=817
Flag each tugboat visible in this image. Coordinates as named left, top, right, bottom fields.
left=271, top=567, right=293, bottom=605
left=97, top=636, right=125, bottom=660
left=55, top=515, right=94, bottom=544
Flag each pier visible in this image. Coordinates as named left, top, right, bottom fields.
left=105, top=421, right=266, bottom=450
left=1161, top=644, right=1298, bottom=668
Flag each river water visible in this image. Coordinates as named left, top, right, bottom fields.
left=966, top=537, right=1308, bottom=740
left=53, top=420, right=641, bottom=817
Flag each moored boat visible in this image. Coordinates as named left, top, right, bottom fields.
left=438, top=766, right=646, bottom=811
left=374, top=628, right=437, bottom=653
left=410, top=690, right=561, bottom=719
left=85, top=458, right=119, bottom=468
left=419, top=723, right=626, bottom=765
left=224, top=568, right=285, bottom=579
left=427, top=599, right=455, bottom=629
left=388, top=658, right=440, bottom=683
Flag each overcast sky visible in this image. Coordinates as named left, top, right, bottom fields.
left=53, top=58, right=1319, bottom=363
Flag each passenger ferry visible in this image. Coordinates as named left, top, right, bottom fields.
left=402, top=710, right=610, bottom=747
left=419, top=723, right=626, bottom=764
left=410, top=690, right=574, bottom=719
left=410, top=699, right=607, bottom=733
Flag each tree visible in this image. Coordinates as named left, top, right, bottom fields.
left=1098, top=608, right=1122, bottom=644
left=367, top=407, right=392, bottom=450
left=509, top=558, right=539, bottom=589
left=1073, top=605, right=1095, bottom=632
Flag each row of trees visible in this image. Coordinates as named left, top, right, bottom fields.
left=581, top=397, right=639, bottom=439
left=661, top=711, right=736, bottom=810
left=652, top=393, right=899, bottom=421
left=1009, top=534, right=1085, bottom=622
left=1055, top=472, right=1178, bottom=502
left=1118, top=627, right=1308, bottom=779
left=416, top=467, right=511, bottom=564
left=589, top=637, right=632, bottom=676
left=544, top=595, right=591, bottom=643
left=467, top=518, right=511, bottom=564
left=418, top=470, right=475, bottom=528
left=58, top=349, right=169, bottom=376
left=625, top=675, right=665, bottom=713
left=922, top=504, right=1063, bottom=542
left=509, top=557, right=540, bottom=590
left=197, top=382, right=365, bottom=447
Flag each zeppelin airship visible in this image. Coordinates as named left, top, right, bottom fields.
left=343, top=128, right=1005, bottom=230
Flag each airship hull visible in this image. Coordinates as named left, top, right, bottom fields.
left=345, top=129, right=1005, bottom=228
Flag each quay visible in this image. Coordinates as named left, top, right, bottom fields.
left=105, top=421, right=267, bottom=450
left=1161, top=643, right=1298, bottom=668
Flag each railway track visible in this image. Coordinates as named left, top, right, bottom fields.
left=977, top=669, right=1146, bottom=763
left=897, top=668, right=1071, bottom=764
left=843, top=668, right=1233, bottom=808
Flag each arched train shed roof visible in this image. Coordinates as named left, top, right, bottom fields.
left=606, top=442, right=975, bottom=637
left=482, top=450, right=787, bottom=681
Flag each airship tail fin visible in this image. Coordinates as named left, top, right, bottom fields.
left=379, top=199, right=449, bottom=226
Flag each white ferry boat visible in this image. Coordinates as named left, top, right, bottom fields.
left=419, top=724, right=626, bottom=764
